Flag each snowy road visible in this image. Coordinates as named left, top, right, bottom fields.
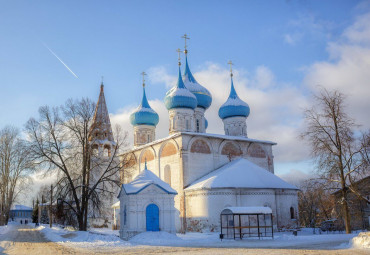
left=0, top=224, right=89, bottom=254
left=0, top=224, right=368, bottom=254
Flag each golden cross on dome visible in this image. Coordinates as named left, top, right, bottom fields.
left=176, top=48, right=182, bottom=66
left=141, top=72, right=146, bottom=87
left=181, top=34, right=190, bottom=54
left=228, top=60, right=234, bottom=77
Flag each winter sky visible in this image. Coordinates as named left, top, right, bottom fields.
left=1, top=1, right=370, bottom=199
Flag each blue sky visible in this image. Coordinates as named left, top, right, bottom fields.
left=2, top=0, right=370, bottom=190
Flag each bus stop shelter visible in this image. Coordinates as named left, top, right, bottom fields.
left=220, top=207, right=273, bottom=240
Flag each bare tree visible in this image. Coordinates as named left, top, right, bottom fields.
left=301, top=88, right=369, bottom=233
left=25, top=98, right=127, bottom=231
left=298, top=179, right=335, bottom=228
left=0, top=126, right=33, bottom=225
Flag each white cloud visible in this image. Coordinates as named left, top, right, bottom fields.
left=304, top=12, right=370, bottom=127
left=284, top=33, right=302, bottom=45
left=278, top=169, right=314, bottom=187
left=147, top=66, right=176, bottom=89
left=284, top=13, right=333, bottom=45
left=343, top=13, right=370, bottom=45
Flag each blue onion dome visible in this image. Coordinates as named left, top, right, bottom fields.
left=164, top=66, right=197, bottom=110
left=130, top=86, right=159, bottom=126
left=183, top=56, right=212, bottom=109
left=218, top=77, right=250, bottom=119
left=205, top=118, right=208, bottom=129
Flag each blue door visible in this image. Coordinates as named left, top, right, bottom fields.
left=146, top=204, right=159, bottom=231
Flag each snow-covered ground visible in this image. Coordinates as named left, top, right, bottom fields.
left=351, top=232, right=370, bottom=249
left=36, top=225, right=369, bottom=250
left=0, top=221, right=16, bottom=235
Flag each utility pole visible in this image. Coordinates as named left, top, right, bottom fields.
left=49, top=184, right=53, bottom=228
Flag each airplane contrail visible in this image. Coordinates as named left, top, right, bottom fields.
left=42, top=42, right=79, bottom=79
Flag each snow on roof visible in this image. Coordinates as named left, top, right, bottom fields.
left=222, top=206, right=273, bottom=214
left=11, top=205, right=32, bottom=211
left=111, top=201, right=120, bottom=208
left=121, top=168, right=177, bottom=195
left=185, top=158, right=298, bottom=191
left=122, top=131, right=275, bottom=155
left=181, top=132, right=276, bottom=145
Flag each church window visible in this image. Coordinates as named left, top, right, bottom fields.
left=186, top=120, right=190, bottom=130
left=164, top=165, right=171, bottom=186
left=147, top=134, right=150, bottom=142
left=290, top=207, right=295, bottom=219
left=103, top=147, right=111, bottom=157
left=196, top=119, right=200, bottom=132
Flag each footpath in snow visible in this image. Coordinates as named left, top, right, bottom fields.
left=36, top=225, right=370, bottom=250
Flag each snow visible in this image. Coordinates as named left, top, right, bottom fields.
left=121, top=169, right=177, bottom=195
left=166, top=86, right=197, bottom=98
left=133, top=105, right=157, bottom=113
left=38, top=225, right=130, bottom=248
left=185, top=158, right=298, bottom=191
left=351, top=232, right=370, bottom=249
left=130, top=231, right=182, bottom=245
left=183, top=79, right=211, bottom=95
left=111, top=201, right=120, bottom=208
left=0, top=222, right=15, bottom=235
left=223, top=207, right=273, bottom=214
left=221, top=96, right=249, bottom=107
left=38, top=225, right=365, bottom=250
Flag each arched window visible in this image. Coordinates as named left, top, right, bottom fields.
left=196, top=119, right=200, bottom=132
left=104, top=147, right=111, bottom=157
left=147, top=134, right=150, bottom=143
left=186, top=120, right=190, bottom=130
left=164, top=165, right=171, bottom=186
left=92, top=145, right=99, bottom=156
left=290, top=207, right=295, bottom=219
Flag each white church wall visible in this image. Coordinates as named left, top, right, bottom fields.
left=275, top=189, right=299, bottom=229
left=182, top=136, right=215, bottom=186
left=185, top=188, right=297, bottom=232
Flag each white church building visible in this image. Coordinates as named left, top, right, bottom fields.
left=117, top=42, right=299, bottom=238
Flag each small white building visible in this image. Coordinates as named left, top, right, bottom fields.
left=118, top=164, right=177, bottom=240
